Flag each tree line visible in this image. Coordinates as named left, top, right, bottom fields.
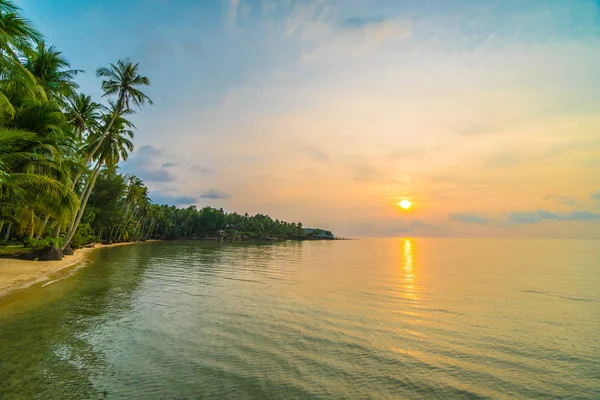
left=0, top=1, right=332, bottom=258
left=85, top=168, right=332, bottom=242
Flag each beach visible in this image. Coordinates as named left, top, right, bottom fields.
left=0, top=242, right=135, bottom=299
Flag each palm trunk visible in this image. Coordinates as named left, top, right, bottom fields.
left=113, top=201, right=133, bottom=242
left=134, top=219, right=143, bottom=237
left=84, top=98, right=122, bottom=166
left=36, top=215, right=50, bottom=239
left=29, top=212, right=35, bottom=240
left=53, top=222, right=61, bottom=239
left=108, top=225, right=116, bottom=243
left=66, top=159, right=101, bottom=239
left=61, top=163, right=102, bottom=250
left=71, top=98, right=122, bottom=190
left=4, top=223, right=11, bottom=240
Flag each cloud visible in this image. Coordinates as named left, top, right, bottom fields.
left=141, top=169, right=176, bottom=182
left=279, top=2, right=411, bottom=63
left=227, top=0, right=240, bottom=25
left=150, top=191, right=196, bottom=206
left=508, top=211, right=544, bottom=224
left=302, top=146, right=329, bottom=163
left=379, top=219, right=424, bottom=235
left=348, top=219, right=424, bottom=236
left=122, top=145, right=176, bottom=183
left=137, top=145, right=160, bottom=156
left=592, top=191, right=600, bottom=201
left=449, top=213, right=490, bottom=224
left=352, top=163, right=380, bottom=182
left=509, top=209, right=600, bottom=224
left=190, top=165, right=214, bottom=173
left=486, top=153, right=520, bottom=168
left=543, top=193, right=578, bottom=206
left=161, top=162, right=177, bottom=168
left=340, top=16, right=410, bottom=42
left=199, top=189, right=230, bottom=199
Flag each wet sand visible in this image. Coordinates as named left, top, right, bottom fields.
left=0, top=242, right=136, bottom=299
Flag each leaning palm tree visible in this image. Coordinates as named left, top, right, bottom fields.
left=61, top=117, right=134, bottom=250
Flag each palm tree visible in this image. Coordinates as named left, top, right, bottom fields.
left=0, top=0, right=42, bottom=115
left=65, top=93, right=102, bottom=141
left=61, top=115, right=134, bottom=250
left=85, top=59, right=152, bottom=164
left=0, top=127, right=79, bottom=240
left=23, top=41, right=81, bottom=102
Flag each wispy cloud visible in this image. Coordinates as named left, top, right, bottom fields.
left=150, top=191, right=196, bottom=206
left=191, top=165, right=214, bottom=173
left=508, top=210, right=600, bottom=224
left=227, top=0, right=240, bottom=26
left=122, top=145, right=176, bottom=183
left=543, top=193, right=578, bottom=206
left=199, top=189, right=230, bottom=199
left=270, top=1, right=411, bottom=64
left=449, top=213, right=490, bottom=224
left=302, top=145, right=329, bottom=163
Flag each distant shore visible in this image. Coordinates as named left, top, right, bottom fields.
left=0, top=242, right=140, bottom=299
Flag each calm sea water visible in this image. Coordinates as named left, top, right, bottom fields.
left=0, top=239, right=599, bottom=399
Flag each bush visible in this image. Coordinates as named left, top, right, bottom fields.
left=24, top=237, right=62, bottom=251
left=70, top=223, right=94, bottom=249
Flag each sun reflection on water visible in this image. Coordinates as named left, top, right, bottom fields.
left=401, top=239, right=418, bottom=300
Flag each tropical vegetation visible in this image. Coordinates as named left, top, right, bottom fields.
left=0, top=1, right=332, bottom=259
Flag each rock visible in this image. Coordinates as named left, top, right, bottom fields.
left=38, top=245, right=63, bottom=261
left=63, top=247, right=74, bottom=256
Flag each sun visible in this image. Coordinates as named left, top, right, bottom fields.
left=398, top=200, right=412, bottom=210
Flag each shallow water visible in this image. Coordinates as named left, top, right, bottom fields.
left=0, top=239, right=599, bottom=399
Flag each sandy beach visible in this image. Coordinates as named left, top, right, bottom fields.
left=0, top=242, right=137, bottom=299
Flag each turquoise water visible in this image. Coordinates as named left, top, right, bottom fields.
left=0, top=239, right=599, bottom=399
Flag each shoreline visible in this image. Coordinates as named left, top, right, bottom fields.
left=0, top=242, right=141, bottom=300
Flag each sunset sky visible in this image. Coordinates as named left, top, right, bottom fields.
left=20, top=0, right=600, bottom=238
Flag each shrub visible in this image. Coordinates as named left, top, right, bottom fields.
left=70, top=223, right=94, bottom=249
left=24, top=237, right=63, bottom=251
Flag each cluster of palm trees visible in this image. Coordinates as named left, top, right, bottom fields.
left=137, top=207, right=311, bottom=241
left=82, top=169, right=312, bottom=242
left=81, top=167, right=315, bottom=243
left=0, top=0, right=151, bottom=253
left=0, top=1, right=330, bottom=254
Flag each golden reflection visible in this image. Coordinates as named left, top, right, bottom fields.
left=401, top=239, right=419, bottom=300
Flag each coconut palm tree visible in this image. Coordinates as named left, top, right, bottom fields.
left=0, top=127, right=78, bottom=239
left=0, top=0, right=41, bottom=115
left=65, top=93, right=102, bottom=141
left=61, top=115, right=134, bottom=250
left=85, top=59, right=152, bottom=164
left=23, top=41, right=81, bottom=102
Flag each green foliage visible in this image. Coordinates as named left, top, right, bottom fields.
left=70, top=223, right=93, bottom=249
left=24, top=236, right=62, bottom=250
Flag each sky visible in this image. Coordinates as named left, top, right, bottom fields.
left=18, top=0, right=600, bottom=238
